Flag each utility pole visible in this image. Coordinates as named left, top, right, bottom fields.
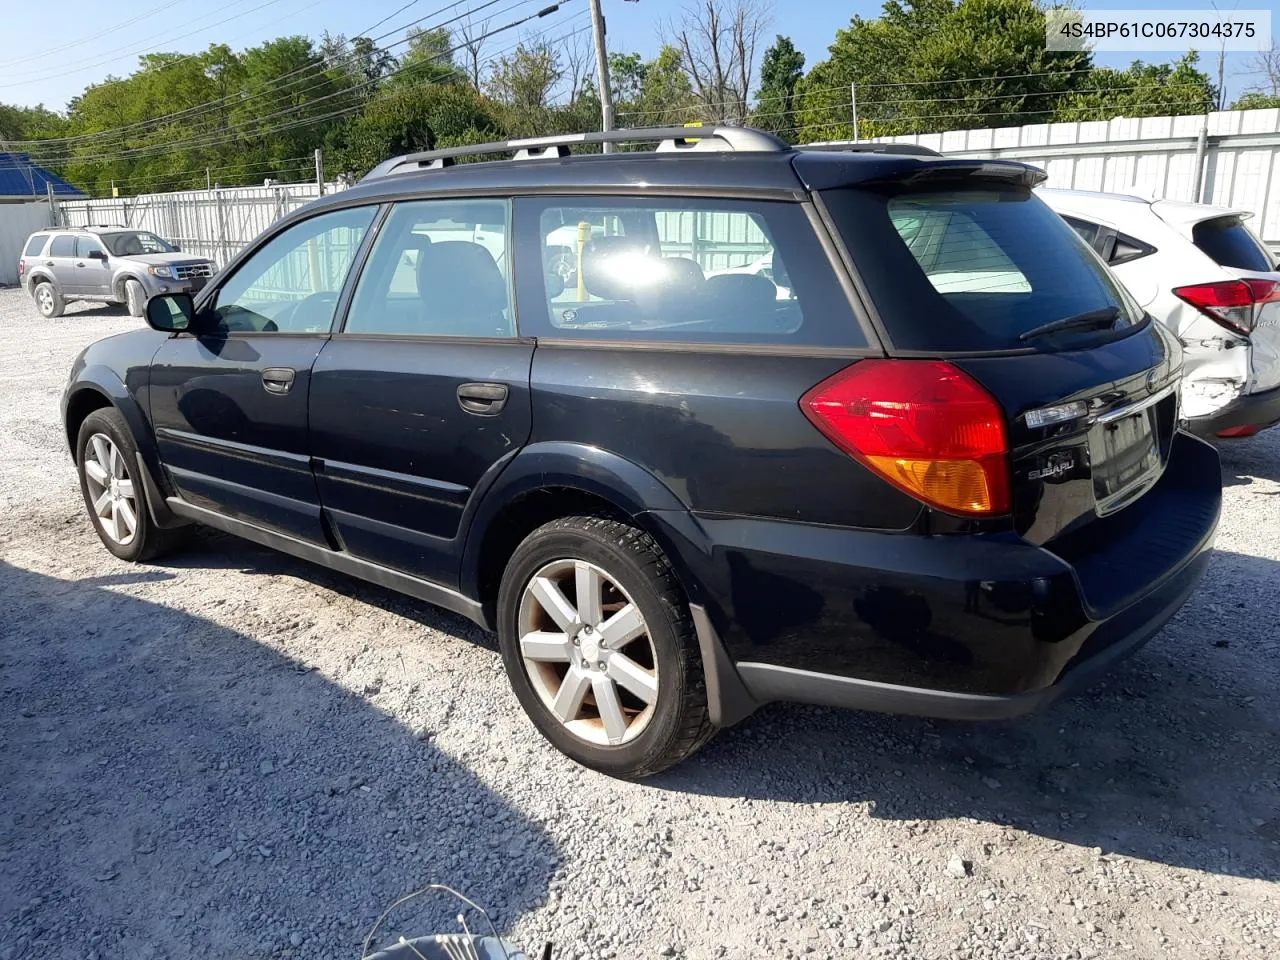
left=850, top=82, right=860, bottom=142
left=588, top=0, right=616, bottom=153
left=315, top=148, right=326, bottom=196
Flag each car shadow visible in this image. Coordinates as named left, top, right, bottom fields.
left=0, top=560, right=554, bottom=959
left=655, top=548, right=1280, bottom=883
left=158, top=526, right=496, bottom=651
left=1217, top=429, right=1280, bottom=488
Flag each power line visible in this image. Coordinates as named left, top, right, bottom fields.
left=1, top=0, right=190, bottom=68
left=0, top=0, right=294, bottom=89
left=21, top=7, right=583, bottom=172
left=37, top=0, right=575, bottom=165
left=6, top=0, right=533, bottom=150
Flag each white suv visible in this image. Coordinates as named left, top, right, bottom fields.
left=1040, top=188, right=1280, bottom=438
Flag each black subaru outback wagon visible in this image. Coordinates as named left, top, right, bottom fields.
left=63, top=126, right=1221, bottom=777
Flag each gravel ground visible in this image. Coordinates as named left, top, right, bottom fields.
left=1, top=284, right=1278, bottom=960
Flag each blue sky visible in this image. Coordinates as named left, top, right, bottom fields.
left=1, top=0, right=1274, bottom=112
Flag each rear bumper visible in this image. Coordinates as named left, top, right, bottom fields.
left=678, top=431, right=1221, bottom=726
left=1186, top=383, right=1280, bottom=436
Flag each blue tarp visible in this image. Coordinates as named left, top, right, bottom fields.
left=0, top=153, right=85, bottom=198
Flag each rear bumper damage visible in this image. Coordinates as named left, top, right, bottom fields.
left=1186, top=382, right=1280, bottom=436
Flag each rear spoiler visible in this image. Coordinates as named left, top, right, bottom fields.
left=865, top=159, right=1047, bottom=189
left=792, top=153, right=1047, bottom=191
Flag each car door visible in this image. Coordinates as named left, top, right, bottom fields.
left=308, top=198, right=533, bottom=587
left=149, top=204, right=378, bottom=545
left=75, top=235, right=112, bottom=296
left=45, top=234, right=80, bottom=292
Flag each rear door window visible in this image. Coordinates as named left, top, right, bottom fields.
left=49, top=235, right=75, bottom=257
left=513, top=196, right=865, bottom=346
left=1192, top=216, right=1274, bottom=272
left=24, top=235, right=47, bottom=257
left=823, top=186, right=1143, bottom=351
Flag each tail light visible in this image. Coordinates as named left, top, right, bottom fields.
left=17, top=260, right=24, bottom=277
left=1173, top=279, right=1280, bottom=336
left=801, top=360, right=1010, bottom=516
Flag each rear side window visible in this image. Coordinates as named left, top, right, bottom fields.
left=513, top=196, right=864, bottom=346
left=24, top=235, right=47, bottom=257
left=1061, top=216, right=1100, bottom=248
left=345, top=198, right=513, bottom=338
left=49, top=235, right=75, bottom=257
left=1192, top=216, right=1274, bottom=272
left=823, top=186, right=1142, bottom=351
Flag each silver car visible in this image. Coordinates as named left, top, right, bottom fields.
left=18, top=226, right=216, bottom=318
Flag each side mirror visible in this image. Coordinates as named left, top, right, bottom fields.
left=172, top=243, right=181, bottom=252
left=88, top=249, right=107, bottom=261
left=146, top=293, right=195, bottom=333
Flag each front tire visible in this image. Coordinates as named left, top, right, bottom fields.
left=34, top=281, right=64, bottom=318
left=496, top=516, right=714, bottom=777
left=76, top=408, right=186, bottom=562
left=124, top=279, right=146, bottom=318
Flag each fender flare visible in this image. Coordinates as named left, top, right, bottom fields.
left=113, top=271, right=146, bottom=301
left=25, top=270, right=54, bottom=291
left=458, top=441, right=711, bottom=602
left=63, top=367, right=184, bottom=528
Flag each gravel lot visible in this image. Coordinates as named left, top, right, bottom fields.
left=1, top=284, right=1278, bottom=960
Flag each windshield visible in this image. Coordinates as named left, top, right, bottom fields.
left=823, top=185, right=1144, bottom=351
left=101, top=231, right=177, bottom=256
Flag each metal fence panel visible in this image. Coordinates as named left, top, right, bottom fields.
left=0, top=201, right=54, bottom=285
left=57, top=184, right=328, bottom=268
left=879, top=107, right=1280, bottom=249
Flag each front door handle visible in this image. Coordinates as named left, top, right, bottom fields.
left=262, top=367, right=296, bottom=395
left=457, top=382, right=508, bottom=416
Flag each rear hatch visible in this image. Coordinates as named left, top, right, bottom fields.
left=1156, top=206, right=1280, bottom=397
left=803, top=156, right=1183, bottom=549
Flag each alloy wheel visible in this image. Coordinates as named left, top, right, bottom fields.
left=83, top=433, right=138, bottom=545
left=37, top=286, right=53, bottom=314
left=517, top=558, right=659, bottom=746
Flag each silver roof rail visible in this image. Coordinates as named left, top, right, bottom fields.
left=361, top=125, right=789, bottom=181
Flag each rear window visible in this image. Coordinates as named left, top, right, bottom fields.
left=824, top=186, right=1142, bottom=351
left=513, top=196, right=865, bottom=346
left=23, top=235, right=47, bottom=257
left=1192, top=216, right=1274, bottom=272
left=49, top=235, right=75, bottom=257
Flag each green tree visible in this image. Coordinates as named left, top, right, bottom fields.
left=334, top=82, right=501, bottom=175
left=1232, top=91, right=1280, bottom=110
left=1055, top=54, right=1216, bottom=121
left=795, top=0, right=1091, bottom=142
left=393, top=27, right=466, bottom=87
left=753, top=35, right=804, bottom=141
left=486, top=40, right=565, bottom=136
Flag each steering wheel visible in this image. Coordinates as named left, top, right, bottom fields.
left=275, top=291, right=337, bottom=332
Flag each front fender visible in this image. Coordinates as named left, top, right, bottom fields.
left=63, top=364, right=181, bottom=527
left=458, top=441, right=715, bottom=604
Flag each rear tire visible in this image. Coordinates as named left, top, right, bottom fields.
left=124, top=279, right=145, bottom=318
left=76, top=408, right=188, bottom=562
left=34, top=281, right=64, bottom=318
left=496, top=516, right=714, bottom=778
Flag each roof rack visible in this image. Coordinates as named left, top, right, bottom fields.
left=362, top=125, right=790, bottom=181
left=799, top=141, right=943, bottom=157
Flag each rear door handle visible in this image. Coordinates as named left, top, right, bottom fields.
left=457, top=382, right=508, bottom=415
left=262, top=367, right=296, bottom=395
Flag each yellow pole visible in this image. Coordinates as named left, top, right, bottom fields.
left=576, top=220, right=589, bottom=301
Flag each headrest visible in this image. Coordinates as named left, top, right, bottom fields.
left=703, top=272, right=777, bottom=307
left=416, top=240, right=507, bottom=319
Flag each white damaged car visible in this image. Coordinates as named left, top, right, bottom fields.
left=1041, top=187, right=1280, bottom=438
